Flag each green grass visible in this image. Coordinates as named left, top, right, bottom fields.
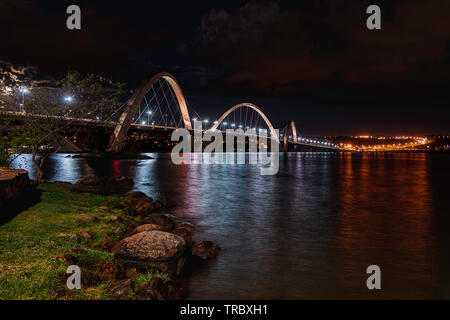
left=134, top=270, right=171, bottom=285
left=0, top=182, right=129, bottom=300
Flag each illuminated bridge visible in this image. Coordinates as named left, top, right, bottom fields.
left=107, top=72, right=341, bottom=152
left=1, top=72, right=350, bottom=152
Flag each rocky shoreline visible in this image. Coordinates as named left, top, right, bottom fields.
left=70, top=174, right=220, bottom=300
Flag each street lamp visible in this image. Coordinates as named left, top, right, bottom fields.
left=19, top=87, right=30, bottom=113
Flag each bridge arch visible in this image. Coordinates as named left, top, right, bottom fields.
left=282, top=120, right=298, bottom=143
left=109, top=72, right=192, bottom=152
left=209, top=103, right=279, bottom=142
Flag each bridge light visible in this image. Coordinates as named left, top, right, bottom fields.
left=239, top=125, right=243, bottom=128
left=147, top=111, right=152, bottom=115
left=203, top=119, right=209, bottom=123
left=223, top=122, right=228, bottom=125
left=20, top=88, right=30, bottom=94
left=213, top=121, right=218, bottom=124
left=64, top=96, right=73, bottom=103
left=231, top=123, right=235, bottom=127
left=141, top=121, right=146, bottom=125
left=192, top=117, right=197, bottom=121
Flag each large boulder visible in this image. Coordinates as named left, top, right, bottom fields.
left=113, top=231, right=186, bottom=276
left=0, top=168, right=30, bottom=210
left=191, top=240, right=220, bottom=260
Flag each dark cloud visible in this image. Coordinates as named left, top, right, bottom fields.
left=190, top=0, right=450, bottom=93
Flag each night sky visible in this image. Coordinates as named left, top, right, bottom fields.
left=1, top=0, right=450, bottom=135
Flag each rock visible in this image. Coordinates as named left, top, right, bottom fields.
left=96, top=206, right=109, bottom=212
left=77, top=230, right=93, bottom=241
left=123, top=197, right=158, bottom=216
left=57, top=233, right=78, bottom=241
left=99, top=238, right=115, bottom=251
left=135, top=277, right=169, bottom=300
left=126, top=191, right=151, bottom=200
left=191, top=241, right=220, bottom=260
left=110, top=279, right=133, bottom=300
left=76, top=174, right=103, bottom=186
left=141, top=214, right=175, bottom=231
left=133, top=223, right=166, bottom=233
left=76, top=214, right=98, bottom=222
left=0, top=168, right=30, bottom=212
left=171, top=227, right=194, bottom=246
left=110, top=215, right=121, bottom=223
left=103, top=176, right=133, bottom=195
left=113, top=231, right=186, bottom=276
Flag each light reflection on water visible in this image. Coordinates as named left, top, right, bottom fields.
left=10, top=152, right=450, bottom=299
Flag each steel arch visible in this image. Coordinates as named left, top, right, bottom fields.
left=109, top=72, right=191, bottom=151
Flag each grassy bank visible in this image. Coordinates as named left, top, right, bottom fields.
left=0, top=182, right=130, bottom=300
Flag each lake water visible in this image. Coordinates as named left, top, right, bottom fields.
left=10, top=152, right=450, bottom=299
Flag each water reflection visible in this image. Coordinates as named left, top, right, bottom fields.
left=9, top=152, right=449, bottom=299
